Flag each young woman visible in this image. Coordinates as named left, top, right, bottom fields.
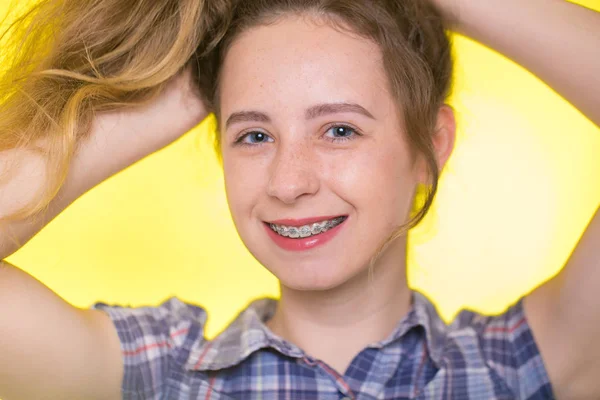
left=0, top=0, right=598, bottom=399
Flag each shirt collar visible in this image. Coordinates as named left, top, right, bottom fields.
left=184, top=291, right=446, bottom=372
left=375, top=291, right=447, bottom=366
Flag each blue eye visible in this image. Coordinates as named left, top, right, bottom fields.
left=324, top=125, right=359, bottom=142
left=237, top=131, right=273, bottom=145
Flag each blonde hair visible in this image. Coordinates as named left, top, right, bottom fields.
left=0, top=0, right=227, bottom=222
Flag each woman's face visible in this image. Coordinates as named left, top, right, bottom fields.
left=219, top=15, right=425, bottom=291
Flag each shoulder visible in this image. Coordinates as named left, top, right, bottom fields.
left=92, top=297, right=208, bottom=398
left=444, top=298, right=554, bottom=399
left=92, top=297, right=208, bottom=354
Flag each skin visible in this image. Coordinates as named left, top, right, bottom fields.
left=219, top=16, right=455, bottom=373
left=0, top=1, right=598, bottom=399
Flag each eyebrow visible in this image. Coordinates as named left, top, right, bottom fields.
left=225, top=102, right=375, bottom=129
left=225, top=111, right=271, bottom=130
left=305, top=102, right=375, bottom=120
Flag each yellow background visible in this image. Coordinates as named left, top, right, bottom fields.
left=3, top=0, right=600, bottom=338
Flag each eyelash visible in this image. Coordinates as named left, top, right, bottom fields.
left=323, top=123, right=362, bottom=143
left=233, top=124, right=362, bottom=147
left=233, top=131, right=272, bottom=147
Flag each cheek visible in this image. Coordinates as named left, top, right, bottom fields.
left=322, top=143, right=417, bottom=211
left=223, top=158, right=248, bottom=217
left=222, top=155, right=269, bottom=219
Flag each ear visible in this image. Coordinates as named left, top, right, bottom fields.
left=418, top=104, right=456, bottom=183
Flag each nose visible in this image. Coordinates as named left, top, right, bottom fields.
left=267, top=142, right=320, bottom=204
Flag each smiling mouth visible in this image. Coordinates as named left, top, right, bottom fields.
left=267, top=216, right=347, bottom=239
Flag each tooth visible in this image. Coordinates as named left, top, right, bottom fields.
left=299, top=226, right=311, bottom=238
left=288, top=227, right=299, bottom=238
left=311, top=223, right=322, bottom=234
left=270, top=217, right=347, bottom=238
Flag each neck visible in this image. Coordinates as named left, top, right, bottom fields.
left=266, top=238, right=412, bottom=375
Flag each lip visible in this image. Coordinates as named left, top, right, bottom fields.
left=266, top=215, right=346, bottom=227
left=263, top=216, right=348, bottom=252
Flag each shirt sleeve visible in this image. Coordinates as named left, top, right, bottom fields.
left=469, top=298, right=555, bottom=399
left=92, top=297, right=208, bottom=400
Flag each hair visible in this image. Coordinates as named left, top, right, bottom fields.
left=0, top=0, right=229, bottom=222
left=0, top=0, right=452, bottom=259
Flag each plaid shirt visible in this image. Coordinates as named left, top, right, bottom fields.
left=93, top=291, right=554, bottom=399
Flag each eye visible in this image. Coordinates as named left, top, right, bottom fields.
left=235, top=131, right=274, bottom=146
left=324, top=124, right=361, bottom=142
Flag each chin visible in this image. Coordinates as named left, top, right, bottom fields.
left=262, top=256, right=364, bottom=292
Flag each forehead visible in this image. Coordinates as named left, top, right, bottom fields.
left=219, top=15, right=392, bottom=119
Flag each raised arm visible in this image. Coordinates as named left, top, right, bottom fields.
left=0, top=0, right=213, bottom=398
left=0, top=67, right=206, bottom=259
left=0, top=0, right=212, bottom=259
left=434, top=0, right=600, bottom=398
left=442, top=0, right=600, bottom=127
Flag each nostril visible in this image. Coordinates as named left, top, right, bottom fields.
left=266, top=168, right=320, bottom=204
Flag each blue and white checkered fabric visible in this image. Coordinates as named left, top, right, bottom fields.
left=93, top=291, right=554, bottom=399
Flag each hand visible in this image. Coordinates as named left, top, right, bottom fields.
left=139, top=65, right=208, bottom=148
left=83, top=63, right=209, bottom=186
left=430, top=0, right=464, bottom=30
